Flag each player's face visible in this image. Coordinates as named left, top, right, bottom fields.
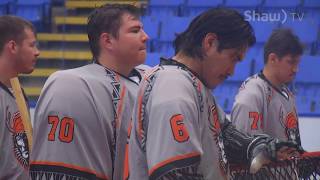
left=15, top=28, right=40, bottom=74
left=201, top=46, right=246, bottom=89
left=274, top=54, right=300, bottom=83
left=113, top=13, right=149, bottom=67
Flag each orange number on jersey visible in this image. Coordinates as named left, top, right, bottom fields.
left=249, top=112, right=263, bottom=130
left=170, top=114, right=189, bottom=143
left=48, top=116, right=75, bottom=143
left=48, top=116, right=59, bottom=141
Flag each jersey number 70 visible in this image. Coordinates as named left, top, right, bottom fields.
left=48, top=116, right=75, bottom=143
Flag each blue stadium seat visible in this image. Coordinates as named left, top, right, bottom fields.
left=159, top=16, right=190, bottom=42
left=148, top=0, right=184, bottom=17
left=296, top=95, right=312, bottom=115
left=15, top=0, right=51, bottom=30
left=187, top=0, right=222, bottom=7
left=252, top=49, right=264, bottom=73
left=263, top=0, right=301, bottom=8
left=250, top=21, right=279, bottom=43
left=0, top=2, right=8, bottom=15
left=0, top=0, right=12, bottom=15
left=142, top=16, right=160, bottom=40
left=282, top=17, right=319, bottom=44
left=145, top=52, right=161, bottom=67
left=228, top=58, right=253, bottom=82
left=295, top=85, right=320, bottom=115
left=245, top=44, right=263, bottom=62
left=295, top=55, right=320, bottom=83
left=213, top=83, right=240, bottom=112
left=184, top=0, right=223, bottom=17
left=142, top=16, right=160, bottom=52
left=155, top=16, right=190, bottom=55
left=154, top=43, right=175, bottom=58
left=304, top=0, right=320, bottom=8
left=225, top=0, right=262, bottom=7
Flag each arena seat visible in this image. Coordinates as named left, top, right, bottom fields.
left=225, top=0, right=262, bottom=7
left=184, top=0, right=222, bottom=17
left=148, top=0, right=184, bottom=17
left=303, top=0, right=320, bottom=8
left=145, top=52, right=161, bottom=67
left=263, top=0, right=301, bottom=8
left=296, top=55, right=320, bottom=83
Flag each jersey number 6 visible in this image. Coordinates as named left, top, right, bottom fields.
left=170, top=114, right=189, bottom=143
left=48, top=116, right=75, bottom=143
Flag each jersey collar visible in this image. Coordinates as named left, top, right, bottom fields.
left=0, top=80, right=14, bottom=98
left=258, top=71, right=290, bottom=100
left=160, top=57, right=203, bottom=83
left=93, top=60, right=141, bottom=85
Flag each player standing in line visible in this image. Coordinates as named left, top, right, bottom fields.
left=30, top=4, right=148, bottom=180
left=128, top=8, right=302, bottom=180
left=231, top=29, right=303, bottom=147
left=0, top=15, right=40, bottom=179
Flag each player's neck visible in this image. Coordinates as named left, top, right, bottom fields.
left=262, top=68, right=282, bottom=89
left=0, top=58, right=16, bottom=87
left=173, top=53, right=202, bottom=77
left=97, top=54, right=133, bottom=77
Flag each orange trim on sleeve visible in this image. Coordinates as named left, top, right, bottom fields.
left=148, top=152, right=201, bottom=176
left=30, top=161, right=109, bottom=180
left=137, top=89, right=144, bottom=140
left=116, top=85, right=126, bottom=128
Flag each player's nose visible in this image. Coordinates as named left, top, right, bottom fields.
left=142, top=29, right=149, bottom=42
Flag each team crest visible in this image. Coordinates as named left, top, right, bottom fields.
left=5, top=106, right=29, bottom=169
left=284, top=112, right=299, bottom=142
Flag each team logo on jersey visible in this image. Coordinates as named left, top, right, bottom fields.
left=5, top=106, right=29, bottom=169
left=209, top=105, right=228, bottom=174
left=284, top=112, right=298, bottom=142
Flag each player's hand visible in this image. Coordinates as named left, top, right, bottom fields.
left=276, top=146, right=300, bottom=160
left=249, top=138, right=303, bottom=174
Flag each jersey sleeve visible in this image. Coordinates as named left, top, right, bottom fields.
left=30, top=71, right=113, bottom=180
left=146, top=97, right=203, bottom=179
left=231, top=83, right=265, bottom=135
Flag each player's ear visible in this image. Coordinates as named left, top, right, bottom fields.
left=268, top=53, right=278, bottom=64
left=6, top=40, right=18, bottom=54
left=100, top=32, right=115, bottom=50
left=203, top=33, right=218, bottom=54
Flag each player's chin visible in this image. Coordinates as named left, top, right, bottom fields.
left=137, top=53, right=147, bottom=64
left=22, top=67, right=35, bottom=74
left=286, top=76, right=295, bottom=83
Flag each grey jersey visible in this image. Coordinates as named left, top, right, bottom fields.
left=129, top=59, right=229, bottom=180
left=231, top=73, right=301, bottom=144
left=0, top=82, right=30, bottom=179
left=30, top=63, right=141, bottom=180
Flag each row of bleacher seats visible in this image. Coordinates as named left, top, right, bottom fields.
left=142, top=10, right=320, bottom=56
left=147, top=0, right=320, bottom=17
left=147, top=52, right=320, bottom=84
left=0, top=0, right=50, bottom=30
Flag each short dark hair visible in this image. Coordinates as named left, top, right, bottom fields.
left=264, top=28, right=304, bottom=64
left=87, top=4, right=141, bottom=60
left=174, top=8, right=256, bottom=60
left=0, top=15, right=34, bottom=54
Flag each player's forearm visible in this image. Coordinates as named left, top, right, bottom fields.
left=222, top=121, right=253, bottom=164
